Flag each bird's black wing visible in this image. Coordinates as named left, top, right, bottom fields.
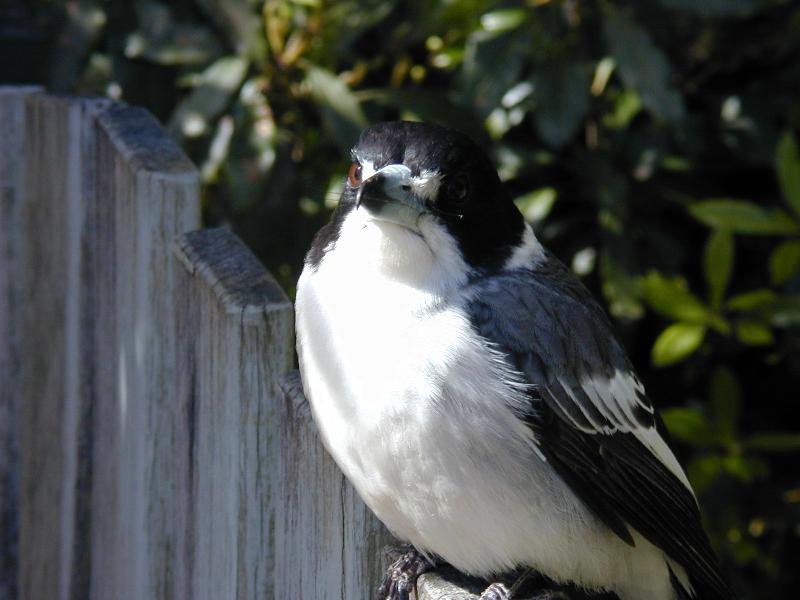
left=466, top=257, right=733, bottom=600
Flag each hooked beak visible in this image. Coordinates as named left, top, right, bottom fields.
left=356, top=164, right=421, bottom=210
left=355, top=164, right=426, bottom=229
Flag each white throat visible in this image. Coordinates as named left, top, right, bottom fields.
left=331, top=206, right=473, bottom=301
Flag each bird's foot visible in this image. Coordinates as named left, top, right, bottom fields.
left=378, top=547, right=435, bottom=600
left=480, top=582, right=512, bottom=600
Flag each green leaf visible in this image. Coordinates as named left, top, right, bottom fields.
left=776, top=131, right=800, bottom=216
left=306, top=65, right=367, bottom=151
left=480, top=9, right=527, bottom=32
left=687, top=454, right=724, bottom=495
left=744, top=433, right=800, bottom=453
left=725, top=289, right=777, bottom=311
left=652, top=322, right=707, bottom=367
left=661, top=408, right=716, bottom=447
left=602, top=88, right=642, bottom=130
left=532, top=62, right=591, bottom=148
left=689, top=199, right=799, bottom=235
left=603, top=8, right=684, bottom=122
left=642, top=272, right=710, bottom=323
left=722, top=454, right=769, bottom=483
left=514, top=187, right=557, bottom=224
left=704, top=229, right=733, bottom=309
left=710, top=367, right=740, bottom=443
left=735, top=320, right=774, bottom=346
left=769, top=240, right=800, bottom=285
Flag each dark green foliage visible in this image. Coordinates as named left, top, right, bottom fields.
left=3, top=0, right=799, bottom=596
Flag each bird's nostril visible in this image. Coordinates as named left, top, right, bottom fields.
left=401, top=185, right=411, bottom=191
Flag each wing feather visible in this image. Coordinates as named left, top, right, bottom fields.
left=466, top=257, right=734, bottom=599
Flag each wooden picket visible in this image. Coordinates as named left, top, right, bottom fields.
left=0, top=86, right=531, bottom=600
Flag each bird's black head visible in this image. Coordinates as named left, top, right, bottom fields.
left=341, top=121, right=526, bottom=271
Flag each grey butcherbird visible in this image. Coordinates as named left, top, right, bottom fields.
left=295, top=121, right=734, bottom=600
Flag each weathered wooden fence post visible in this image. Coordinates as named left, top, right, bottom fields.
left=273, top=375, right=398, bottom=599
left=0, top=85, right=41, bottom=600
left=174, top=228, right=293, bottom=600
left=17, top=93, right=114, bottom=600
left=86, top=102, right=202, bottom=600
left=1, top=86, right=509, bottom=600
left=1, top=91, right=204, bottom=599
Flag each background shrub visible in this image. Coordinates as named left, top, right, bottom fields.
left=3, top=0, right=799, bottom=596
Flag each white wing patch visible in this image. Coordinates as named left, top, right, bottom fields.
left=565, top=369, right=692, bottom=493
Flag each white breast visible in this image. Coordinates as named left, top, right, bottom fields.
left=295, top=211, right=681, bottom=600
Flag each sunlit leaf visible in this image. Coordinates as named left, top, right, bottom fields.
left=735, top=320, right=774, bottom=346
left=652, top=322, right=706, bottom=367
left=744, top=433, right=800, bottom=453
left=769, top=240, right=800, bottom=285
left=642, top=272, right=710, bottom=323
left=602, top=88, right=642, bottom=129
left=201, top=114, right=235, bottom=183
left=603, top=7, right=684, bottom=122
left=689, top=199, right=799, bottom=235
left=776, top=131, right=800, bottom=217
left=480, top=9, right=527, bottom=32
left=704, top=229, right=733, bottom=309
left=514, top=187, right=557, bottom=224
left=661, top=407, right=717, bottom=447
left=572, top=247, right=597, bottom=277
left=590, top=57, right=616, bottom=96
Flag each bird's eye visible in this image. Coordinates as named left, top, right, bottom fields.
left=348, top=162, right=363, bottom=187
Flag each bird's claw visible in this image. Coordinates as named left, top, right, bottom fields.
left=480, top=582, right=512, bottom=600
left=378, top=548, right=434, bottom=600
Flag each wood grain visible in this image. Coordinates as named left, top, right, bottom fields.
left=17, top=93, right=110, bottom=600
left=274, top=370, right=399, bottom=600
left=0, top=85, right=41, bottom=600
left=174, top=228, right=293, bottom=600
left=87, top=101, right=200, bottom=600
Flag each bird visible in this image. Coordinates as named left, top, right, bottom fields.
left=294, top=121, right=735, bottom=600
